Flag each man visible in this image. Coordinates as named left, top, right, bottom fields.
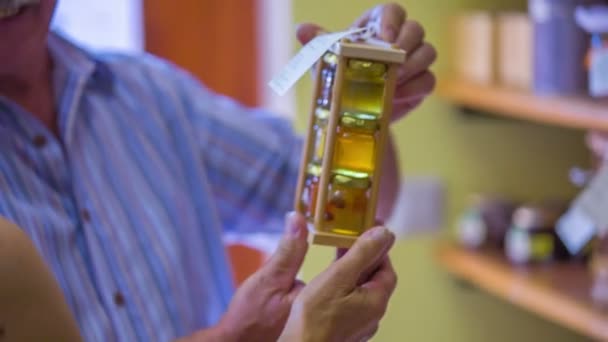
left=0, top=0, right=436, bottom=340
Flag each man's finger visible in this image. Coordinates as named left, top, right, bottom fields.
left=397, top=42, right=437, bottom=83
left=262, top=212, right=309, bottom=283
left=351, top=9, right=372, bottom=28
left=394, top=71, right=436, bottom=102
left=296, top=23, right=325, bottom=45
left=378, top=3, right=407, bottom=42
left=395, top=20, right=425, bottom=54
left=329, top=227, right=395, bottom=287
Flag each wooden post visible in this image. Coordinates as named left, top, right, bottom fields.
left=294, top=61, right=324, bottom=213
left=313, top=54, right=347, bottom=234
left=365, top=63, right=399, bottom=229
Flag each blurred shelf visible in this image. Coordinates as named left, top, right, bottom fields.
left=435, top=242, right=608, bottom=341
left=437, top=79, right=608, bottom=131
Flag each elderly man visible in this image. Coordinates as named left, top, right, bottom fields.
left=0, top=0, right=436, bottom=340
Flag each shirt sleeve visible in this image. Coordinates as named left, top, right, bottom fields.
left=162, top=60, right=304, bottom=235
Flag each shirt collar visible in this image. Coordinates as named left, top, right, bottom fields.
left=47, top=31, right=115, bottom=89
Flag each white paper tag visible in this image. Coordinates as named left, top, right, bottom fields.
left=268, top=27, right=368, bottom=96
left=590, top=48, right=608, bottom=98
left=556, top=207, right=597, bottom=255
left=575, top=164, right=608, bottom=229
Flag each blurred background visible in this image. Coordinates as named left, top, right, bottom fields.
left=52, top=0, right=608, bottom=341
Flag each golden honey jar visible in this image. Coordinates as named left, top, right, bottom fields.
left=325, top=170, right=371, bottom=236
left=332, top=112, right=378, bottom=174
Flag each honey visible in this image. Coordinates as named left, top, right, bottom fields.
left=332, top=112, right=378, bottom=173
left=341, top=59, right=387, bottom=116
left=324, top=169, right=371, bottom=236
left=300, top=164, right=322, bottom=219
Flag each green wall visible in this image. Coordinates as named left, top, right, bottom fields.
left=293, top=0, right=591, bottom=341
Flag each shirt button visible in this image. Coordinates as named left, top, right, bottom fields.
left=32, top=135, right=47, bottom=148
left=81, top=210, right=91, bottom=222
left=114, top=292, right=126, bottom=307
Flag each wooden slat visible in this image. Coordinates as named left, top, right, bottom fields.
left=437, top=79, right=608, bottom=132
left=435, top=242, right=608, bottom=341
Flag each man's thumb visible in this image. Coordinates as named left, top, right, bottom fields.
left=262, top=212, right=309, bottom=282
left=296, top=23, right=325, bottom=45
left=323, top=227, right=395, bottom=288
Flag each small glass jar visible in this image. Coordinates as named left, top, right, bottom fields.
left=311, top=108, right=329, bottom=165
left=341, top=59, right=387, bottom=116
left=324, top=169, right=371, bottom=236
left=504, top=205, right=568, bottom=264
left=333, top=112, right=378, bottom=173
left=317, top=52, right=337, bottom=109
left=300, top=164, right=322, bottom=220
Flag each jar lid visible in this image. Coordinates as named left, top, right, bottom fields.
left=307, top=163, right=322, bottom=176
left=512, top=205, right=563, bottom=230
left=315, top=107, right=330, bottom=121
left=323, top=52, right=338, bottom=66
left=332, top=169, right=371, bottom=188
left=347, top=59, right=387, bottom=77
left=341, top=112, right=379, bottom=131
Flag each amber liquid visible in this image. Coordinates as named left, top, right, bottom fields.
left=340, top=60, right=387, bottom=116
left=332, top=128, right=376, bottom=173
left=324, top=172, right=370, bottom=236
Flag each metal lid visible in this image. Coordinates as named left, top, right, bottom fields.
left=323, top=52, right=338, bottom=66
left=512, top=205, right=563, bottom=230
left=315, top=107, right=330, bottom=121
left=307, top=163, right=322, bottom=176
left=340, top=112, right=379, bottom=131
left=332, top=169, right=371, bottom=188
left=348, top=59, right=387, bottom=77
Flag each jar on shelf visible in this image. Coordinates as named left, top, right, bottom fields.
left=332, top=112, right=379, bottom=174
left=529, top=0, right=589, bottom=95
left=575, top=5, right=608, bottom=98
left=324, top=169, right=372, bottom=236
left=341, top=59, right=387, bottom=116
left=457, top=195, right=517, bottom=249
left=505, top=204, right=569, bottom=264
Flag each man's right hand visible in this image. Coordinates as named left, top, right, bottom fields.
left=181, top=212, right=310, bottom=342
left=279, top=226, right=397, bottom=342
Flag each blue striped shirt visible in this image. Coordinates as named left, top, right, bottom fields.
left=0, top=33, right=301, bottom=341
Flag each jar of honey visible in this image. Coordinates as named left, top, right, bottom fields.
left=341, top=59, right=387, bottom=116
left=300, top=164, right=321, bottom=220
left=333, top=112, right=378, bottom=173
left=311, top=108, right=329, bottom=165
left=324, top=169, right=371, bottom=236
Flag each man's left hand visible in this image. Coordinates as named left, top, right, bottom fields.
left=296, top=2, right=437, bottom=121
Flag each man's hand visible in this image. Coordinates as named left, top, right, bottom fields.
left=279, top=226, right=397, bottom=342
left=181, top=212, right=309, bottom=342
left=296, top=3, right=437, bottom=121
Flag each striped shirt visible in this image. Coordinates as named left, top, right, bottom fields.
left=0, top=33, right=301, bottom=341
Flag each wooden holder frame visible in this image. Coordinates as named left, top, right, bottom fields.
left=294, top=39, right=406, bottom=248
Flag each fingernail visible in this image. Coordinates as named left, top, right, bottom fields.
left=364, top=226, right=388, bottom=241
left=384, top=26, right=398, bottom=42
left=285, top=212, right=301, bottom=239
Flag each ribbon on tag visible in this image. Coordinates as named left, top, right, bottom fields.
left=268, top=27, right=370, bottom=96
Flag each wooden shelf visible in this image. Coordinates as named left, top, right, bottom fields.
left=437, top=79, right=608, bottom=131
left=435, top=242, right=608, bottom=341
